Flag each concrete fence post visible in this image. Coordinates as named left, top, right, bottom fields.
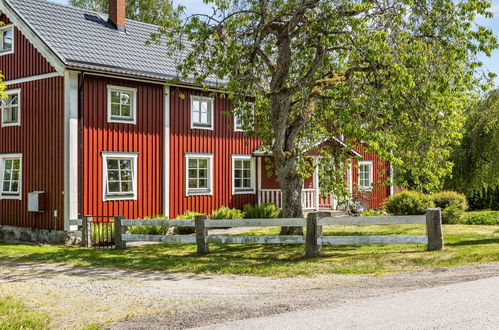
left=426, top=208, right=444, bottom=251
left=195, top=215, right=209, bottom=255
left=306, top=212, right=322, bottom=258
left=81, top=216, right=92, bottom=248
left=114, top=216, right=126, bottom=250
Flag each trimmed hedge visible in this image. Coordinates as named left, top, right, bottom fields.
left=385, top=191, right=434, bottom=215
left=431, top=191, right=468, bottom=224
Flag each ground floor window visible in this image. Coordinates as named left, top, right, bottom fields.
left=186, top=153, right=213, bottom=196
left=232, top=155, right=255, bottom=194
left=0, top=153, right=22, bottom=200
left=358, top=161, right=373, bottom=191
left=102, top=151, right=138, bottom=201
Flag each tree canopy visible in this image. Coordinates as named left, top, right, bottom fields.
left=158, top=0, right=497, bottom=227
left=68, top=0, right=176, bottom=25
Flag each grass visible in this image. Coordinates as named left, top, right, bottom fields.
left=0, top=225, right=497, bottom=277
left=0, top=296, right=49, bottom=330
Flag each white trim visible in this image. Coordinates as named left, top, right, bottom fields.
left=231, top=154, right=256, bottom=195
left=389, top=161, right=394, bottom=196
left=348, top=160, right=353, bottom=194
left=101, top=151, right=139, bottom=201
left=64, top=71, right=79, bottom=230
left=234, top=114, right=244, bottom=132
left=185, top=153, right=213, bottom=196
left=0, top=2, right=65, bottom=73
left=313, top=158, right=320, bottom=210
left=163, top=86, right=170, bottom=216
left=107, top=85, right=137, bottom=124
left=190, top=95, right=214, bottom=130
left=358, top=160, right=373, bottom=191
left=0, top=24, right=14, bottom=56
left=0, top=153, right=22, bottom=200
left=257, top=157, right=262, bottom=204
left=4, top=72, right=63, bottom=86
left=1, top=88, right=21, bottom=127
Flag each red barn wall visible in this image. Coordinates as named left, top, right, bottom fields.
left=169, top=87, right=261, bottom=218
left=81, top=75, right=164, bottom=219
left=0, top=77, right=65, bottom=229
left=0, top=15, right=55, bottom=81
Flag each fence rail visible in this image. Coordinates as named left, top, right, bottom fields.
left=70, top=209, right=443, bottom=257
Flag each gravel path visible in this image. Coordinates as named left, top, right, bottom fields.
left=0, top=261, right=498, bottom=329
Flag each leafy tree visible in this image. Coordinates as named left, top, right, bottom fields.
left=446, top=89, right=499, bottom=195
left=158, top=0, right=496, bottom=234
left=68, top=0, right=176, bottom=25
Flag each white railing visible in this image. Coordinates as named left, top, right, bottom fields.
left=259, top=189, right=316, bottom=210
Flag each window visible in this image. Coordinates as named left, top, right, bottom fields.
left=1, top=89, right=21, bottom=127
left=232, top=155, right=255, bottom=194
left=107, top=85, right=137, bottom=124
left=0, top=154, right=22, bottom=200
left=234, top=102, right=254, bottom=132
left=358, top=161, right=373, bottom=191
left=186, top=153, right=213, bottom=195
left=0, top=25, right=14, bottom=55
left=190, top=96, right=214, bottom=130
left=102, top=152, right=138, bottom=201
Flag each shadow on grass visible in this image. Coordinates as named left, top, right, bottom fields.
left=445, top=238, right=499, bottom=247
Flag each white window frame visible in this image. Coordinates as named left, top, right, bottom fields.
left=190, top=95, right=214, bottom=130
left=102, top=151, right=138, bottom=201
left=107, top=85, right=137, bottom=124
left=1, top=88, right=21, bottom=127
left=234, top=102, right=254, bottom=132
left=185, top=153, right=213, bottom=196
left=232, top=155, right=256, bottom=195
left=0, top=153, right=22, bottom=200
left=358, top=160, right=373, bottom=191
left=0, top=24, right=14, bottom=56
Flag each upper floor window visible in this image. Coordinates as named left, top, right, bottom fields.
left=107, top=85, right=137, bottom=124
left=102, top=151, right=138, bottom=201
left=234, top=102, right=254, bottom=132
left=0, top=154, right=22, bottom=200
left=1, top=89, right=21, bottom=127
left=232, top=155, right=255, bottom=194
left=358, top=161, right=373, bottom=191
left=0, top=25, right=14, bottom=55
left=191, top=96, right=214, bottom=130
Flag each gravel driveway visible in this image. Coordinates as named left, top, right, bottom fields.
left=1, top=261, right=498, bottom=329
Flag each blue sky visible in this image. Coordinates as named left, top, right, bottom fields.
left=51, top=0, right=499, bottom=86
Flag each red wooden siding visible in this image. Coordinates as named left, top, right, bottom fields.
left=169, top=87, right=261, bottom=218
left=82, top=75, right=164, bottom=219
left=0, top=15, right=56, bottom=81
left=0, top=77, right=65, bottom=229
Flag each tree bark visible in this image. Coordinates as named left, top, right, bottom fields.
left=277, top=158, right=304, bottom=236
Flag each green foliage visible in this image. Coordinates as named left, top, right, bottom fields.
left=490, top=188, right=499, bottom=211
left=0, top=296, right=50, bottom=330
left=361, top=209, right=388, bottom=217
left=91, top=222, right=115, bottom=246
left=211, top=206, right=243, bottom=219
left=460, top=211, right=499, bottom=225
left=128, top=215, right=170, bottom=235
left=385, top=191, right=434, bottom=215
left=174, top=211, right=203, bottom=234
left=430, top=191, right=467, bottom=224
left=68, top=0, right=178, bottom=25
left=243, top=203, right=280, bottom=219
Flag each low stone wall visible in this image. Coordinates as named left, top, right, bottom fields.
left=0, top=225, right=69, bottom=244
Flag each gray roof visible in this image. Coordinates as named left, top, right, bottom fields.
left=6, top=0, right=220, bottom=86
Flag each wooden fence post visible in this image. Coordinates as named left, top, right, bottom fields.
left=306, top=212, right=322, bottom=257
left=81, top=216, right=92, bottom=248
left=195, top=215, right=209, bottom=255
left=114, top=216, right=126, bottom=250
left=426, top=208, right=444, bottom=251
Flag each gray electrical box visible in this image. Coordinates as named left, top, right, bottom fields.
left=28, top=191, right=46, bottom=212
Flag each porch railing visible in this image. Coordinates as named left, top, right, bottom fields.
left=259, top=189, right=317, bottom=210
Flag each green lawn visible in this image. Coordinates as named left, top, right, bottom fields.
left=0, top=225, right=497, bottom=277
left=0, top=296, right=49, bottom=330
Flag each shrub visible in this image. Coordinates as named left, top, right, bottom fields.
left=490, top=189, right=499, bottom=211
left=385, top=191, right=434, bottom=215
left=431, top=191, right=468, bottom=224
left=128, top=215, right=170, bottom=235
left=91, top=221, right=115, bottom=246
left=460, top=211, right=499, bottom=225
left=243, top=203, right=280, bottom=219
left=211, top=206, right=243, bottom=219
left=361, top=209, right=388, bottom=217
left=174, top=211, right=204, bottom=234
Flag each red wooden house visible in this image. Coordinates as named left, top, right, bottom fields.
left=0, top=0, right=393, bottom=241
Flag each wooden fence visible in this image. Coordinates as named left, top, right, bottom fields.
left=69, top=208, right=443, bottom=257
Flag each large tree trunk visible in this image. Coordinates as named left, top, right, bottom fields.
left=277, top=158, right=304, bottom=236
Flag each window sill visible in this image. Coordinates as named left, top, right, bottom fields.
left=186, top=190, right=212, bottom=196
left=233, top=189, right=256, bottom=195
left=108, top=118, right=136, bottom=125
left=0, top=49, right=14, bottom=56
left=191, top=124, right=214, bottom=131
left=358, top=187, right=373, bottom=192
left=104, top=194, right=136, bottom=201
left=0, top=194, right=21, bottom=200
left=1, top=121, right=21, bottom=127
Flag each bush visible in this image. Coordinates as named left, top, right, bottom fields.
left=361, top=209, right=388, bottom=217
left=431, top=191, right=468, bottom=224
left=174, top=211, right=204, bottom=234
left=460, top=211, right=499, bottom=225
left=211, top=206, right=243, bottom=219
left=128, top=215, right=170, bottom=235
left=490, top=189, right=499, bottom=211
left=385, top=191, right=434, bottom=215
left=92, top=221, right=115, bottom=246
left=243, top=203, right=280, bottom=219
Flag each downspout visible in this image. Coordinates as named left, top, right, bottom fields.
left=78, top=72, right=85, bottom=218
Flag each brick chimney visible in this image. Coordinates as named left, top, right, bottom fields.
left=108, top=0, right=126, bottom=32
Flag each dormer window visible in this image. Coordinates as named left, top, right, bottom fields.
left=0, top=25, right=14, bottom=55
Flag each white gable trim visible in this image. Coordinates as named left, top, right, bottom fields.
left=0, top=1, right=65, bottom=73
left=4, top=72, right=63, bottom=85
